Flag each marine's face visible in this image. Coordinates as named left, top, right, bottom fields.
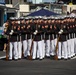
left=45, top=25, right=48, bottom=28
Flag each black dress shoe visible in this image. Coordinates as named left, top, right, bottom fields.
left=45, top=56, right=50, bottom=58
left=36, top=58, right=39, bottom=60
left=64, top=59, right=68, bottom=60
left=58, top=59, right=61, bottom=60
left=18, top=58, right=21, bottom=60
left=9, top=59, right=12, bottom=61
left=32, top=59, right=35, bottom=61
left=39, top=58, right=43, bottom=61
left=14, top=59, right=18, bottom=61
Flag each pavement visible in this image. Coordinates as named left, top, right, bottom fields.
left=0, top=51, right=76, bottom=75
left=0, top=51, right=6, bottom=59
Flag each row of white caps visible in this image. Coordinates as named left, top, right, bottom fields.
left=10, top=15, right=76, bottom=20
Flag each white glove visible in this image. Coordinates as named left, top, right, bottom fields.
left=10, top=32, right=13, bottom=35
left=60, top=29, right=63, bottom=33
left=58, top=31, right=62, bottom=34
left=33, top=32, right=37, bottom=35
left=35, top=30, right=38, bottom=33
left=33, top=30, right=38, bottom=35
left=58, top=29, right=63, bottom=34
left=11, top=30, right=14, bottom=33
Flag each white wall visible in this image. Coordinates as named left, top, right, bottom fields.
left=19, top=4, right=29, bottom=12
left=67, top=5, right=76, bottom=13
left=5, top=4, right=13, bottom=8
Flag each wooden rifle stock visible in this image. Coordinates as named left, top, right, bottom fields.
left=6, top=36, right=10, bottom=60
left=28, top=37, right=34, bottom=60
left=54, top=36, right=60, bottom=60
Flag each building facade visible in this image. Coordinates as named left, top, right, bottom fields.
left=0, top=0, right=19, bottom=26
left=5, top=0, right=76, bottom=17
left=0, top=0, right=6, bottom=26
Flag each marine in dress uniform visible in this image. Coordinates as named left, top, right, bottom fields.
left=20, top=19, right=28, bottom=58
left=32, top=18, right=43, bottom=60
left=74, top=17, right=76, bottom=55
left=50, top=18, right=56, bottom=56
left=66, top=18, right=71, bottom=59
left=58, top=19, right=68, bottom=59
left=27, top=18, right=34, bottom=57
left=44, top=18, right=50, bottom=57
left=8, top=18, right=18, bottom=60
left=69, top=17, right=75, bottom=57
left=17, top=20, right=22, bottom=59
left=40, top=18, right=45, bottom=59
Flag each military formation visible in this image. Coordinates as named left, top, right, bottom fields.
left=4, top=15, right=76, bottom=61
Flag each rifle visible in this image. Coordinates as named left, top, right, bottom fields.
left=54, top=36, right=60, bottom=60
left=28, top=24, right=37, bottom=60
left=6, top=35, right=10, bottom=61
left=28, top=36, right=34, bottom=60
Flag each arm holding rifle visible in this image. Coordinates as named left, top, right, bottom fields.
left=28, top=23, right=36, bottom=60
left=54, top=26, right=63, bottom=60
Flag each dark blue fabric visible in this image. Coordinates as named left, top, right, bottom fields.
left=27, top=8, right=59, bottom=16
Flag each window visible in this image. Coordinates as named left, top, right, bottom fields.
left=5, top=0, right=12, bottom=4
left=24, top=0, right=27, bottom=2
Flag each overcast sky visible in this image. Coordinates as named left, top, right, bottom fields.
left=27, top=0, right=57, bottom=4
left=43, top=0, right=57, bottom=3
